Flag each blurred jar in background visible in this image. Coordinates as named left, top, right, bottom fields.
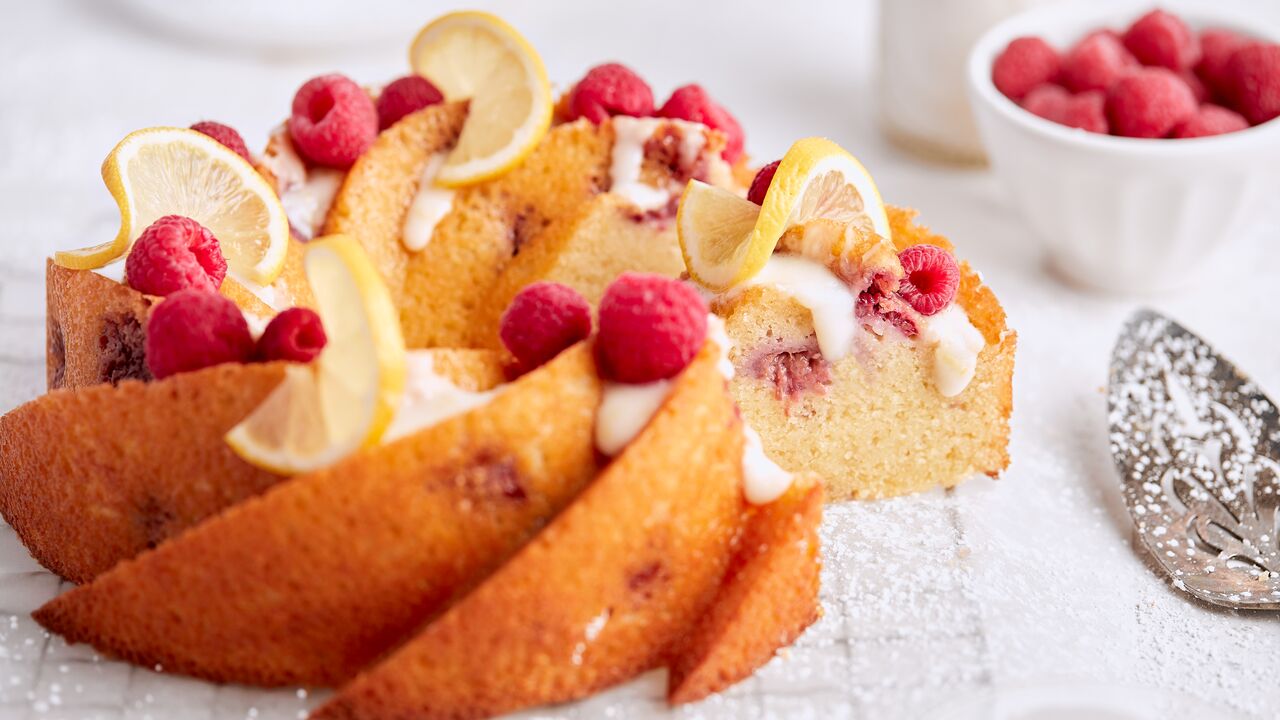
left=879, top=0, right=1051, bottom=165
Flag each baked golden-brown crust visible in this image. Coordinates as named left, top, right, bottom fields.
left=313, top=346, right=746, bottom=720
left=32, top=345, right=592, bottom=687
left=1, top=361, right=287, bottom=582
left=668, top=477, right=823, bottom=704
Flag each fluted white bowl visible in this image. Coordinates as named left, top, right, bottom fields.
left=967, top=0, right=1280, bottom=294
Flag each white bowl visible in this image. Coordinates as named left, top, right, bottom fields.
left=966, top=0, right=1280, bottom=294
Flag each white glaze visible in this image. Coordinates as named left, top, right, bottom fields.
left=383, top=351, right=499, bottom=441
left=281, top=168, right=344, bottom=242
left=594, top=379, right=673, bottom=456
left=608, top=117, right=670, bottom=210
left=243, top=312, right=272, bottom=340
left=741, top=425, right=793, bottom=505
left=401, top=153, right=455, bottom=252
left=739, top=255, right=858, bottom=362
left=706, top=314, right=735, bottom=380
left=919, top=304, right=985, bottom=397
left=259, top=124, right=307, bottom=191
left=91, top=260, right=127, bottom=283
left=228, top=270, right=287, bottom=312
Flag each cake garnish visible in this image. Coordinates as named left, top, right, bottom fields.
left=562, top=62, right=655, bottom=124
left=499, top=281, right=593, bottom=373
left=375, top=75, right=444, bottom=131
left=288, top=74, right=379, bottom=169
left=658, top=84, right=745, bottom=163
left=145, top=290, right=255, bottom=380
left=896, top=243, right=960, bottom=316
left=256, top=307, right=328, bottom=364
left=190, top=121, right=253, bottom=163
left=595, top=272, right=707, bottom=383
left=124, top=215, right=227, bottom=296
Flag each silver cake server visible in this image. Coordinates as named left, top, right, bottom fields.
left=1108, top=309, right=1280, bottom=610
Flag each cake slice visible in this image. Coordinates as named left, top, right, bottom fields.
left=679, top=138, right=1015, bottom=500
left=32, top=343, right=598, bottom=687
left=0, top=349, right=505, bottom=583
left=668, top=476, right=823, bottom=704
left=312, top=343, right=746, bottom=719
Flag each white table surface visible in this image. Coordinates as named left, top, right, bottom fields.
left=0, top=1, right=1277, bottom=719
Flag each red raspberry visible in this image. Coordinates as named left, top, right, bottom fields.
left=145, top=290, right=254, bottom=380
left=288, top=74, right=378, bottom=168
left=992, top=36, right=1062, bottom=100
left=257, top=308, right=328, bottom=363
left=1106, top=68, right=1197, bottom=138
left=1059, top=90, right=1109, bottom=133
left=1171, top=103, right=1250, bottom=138
left=564, top=63, right=655, bottom=125
left=1060, top=31, right=1137, bottom=93
left=746, top=160, right=780, bottom=205
left=896, top=245, right=959, bottom=316
left=125, top=215, right=227, bottom=297
left=499, top=282, right=592, bottom=372
left=1178, top=70, right=1210, bottom=103
left=190, top=121, right=252, bottom=164
left=658, top=85, right=745, bottom=163
left=596, top=273, right=707, bottom=384
left=1224, top=43, right=1280, bottom=125
left=376, top=75, right=444, bottom=131
left=1195, top=29, right=1250, bottom=97
left=1123, top=9, right=1200, bottom=71
left=1021, top=84, right=1071, bottom=121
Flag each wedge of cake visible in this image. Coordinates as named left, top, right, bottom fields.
left=679, top=137, right=1015, bottom=499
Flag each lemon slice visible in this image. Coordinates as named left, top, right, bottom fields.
left=678, top=137, right=890, bottom=292
left=226, top=235, right=406, bottom=475
left=54, top=127, right=289, bottom=286
left=409, top=11, right=552, bottom=187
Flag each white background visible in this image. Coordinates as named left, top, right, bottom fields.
left=0, top=1, right=1278, bottom=718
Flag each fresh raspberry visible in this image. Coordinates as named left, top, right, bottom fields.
left=288, top=73, right=378, bottom=168
left=1106, top=68, right=1197, bottom=138
left=1122, top=9, right=1200, bottom=70
left=1178, top=69, right=1210, bottom=103
left=257, top=308, right=327, bottom=363
left=1195, top=29, right=1251, bottom=97
left=896, top=245, right=959, bottom=316
left=992, top=36, right=1062, bottom=100
left=145, top=290, right=254, bottom=380
left=564, top=63, right=654, bottom=125
left=190, top=121, right=252, bottom=164
left=1021, top=84, right=1071, bottom=121
left=499, top=282, right=592, bottom=371
left=125, top=215, right=227, bottom=297
left=1171, top=103, right=1250, bottom=138
left=658, top=85, right=745, bottom=163
left=376, top=75, right=444, bottom=131
left=746, top=160, right=780, bottom=205
left=596, top=273, right=707, bottom=383
left=1059, top=90, right=1109, bottom=133
left=1224, top=43, right=1280, bottom=125
left=1060, top=31, right=1137, bottom=93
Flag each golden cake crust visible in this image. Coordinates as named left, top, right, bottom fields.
left=668, top=477, right=823, bottom=704
left=32, top=345, right=593, bottom=687
left=1, top=362, right=287, bottom=582
left=313, top=346, right=746, bottom=719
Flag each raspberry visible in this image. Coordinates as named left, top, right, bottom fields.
left=746, top=160, right=779, bottom=205
left=596, top=273, right=707, bottom=384
left=1060, top=31, right=1137, bottom=93
left=658, top=85, right=745, bottom=163
left=992, top=36, right=1062, bottom=100
left=1106, top=68, right=1197, bottom=138
left=1224, top=43, right=1280, bottom=125
left=564, top=63, right=654, bottom=125
left=1195, top=29, right=1250, bottom=97
left=499, top=282, right=592, bottom=372
left=1172, top=103, right=1250, bottom=138
left=288, top=73, right=378, bottom=168
left=896, top=245, right=959, bottom=316
left=1122, top=9, right=1200, bottom=70
left=1059, top=90, right=1108, bottom=133
left=1178, top=69, right=1210, bottom=103
left=1021, top=84, right=1071, bottom=121
left=145, top=290, right=254, bottom=380
left=257, top=308, right=328, bottom=363
left=376, top=75, right=444, bottom=131
left=125, top=215, right=227, bottom=297
left=190, top=121, right=252, bottom=164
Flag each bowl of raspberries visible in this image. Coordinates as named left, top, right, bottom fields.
left=967, top=1, right=1280, bottom=293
